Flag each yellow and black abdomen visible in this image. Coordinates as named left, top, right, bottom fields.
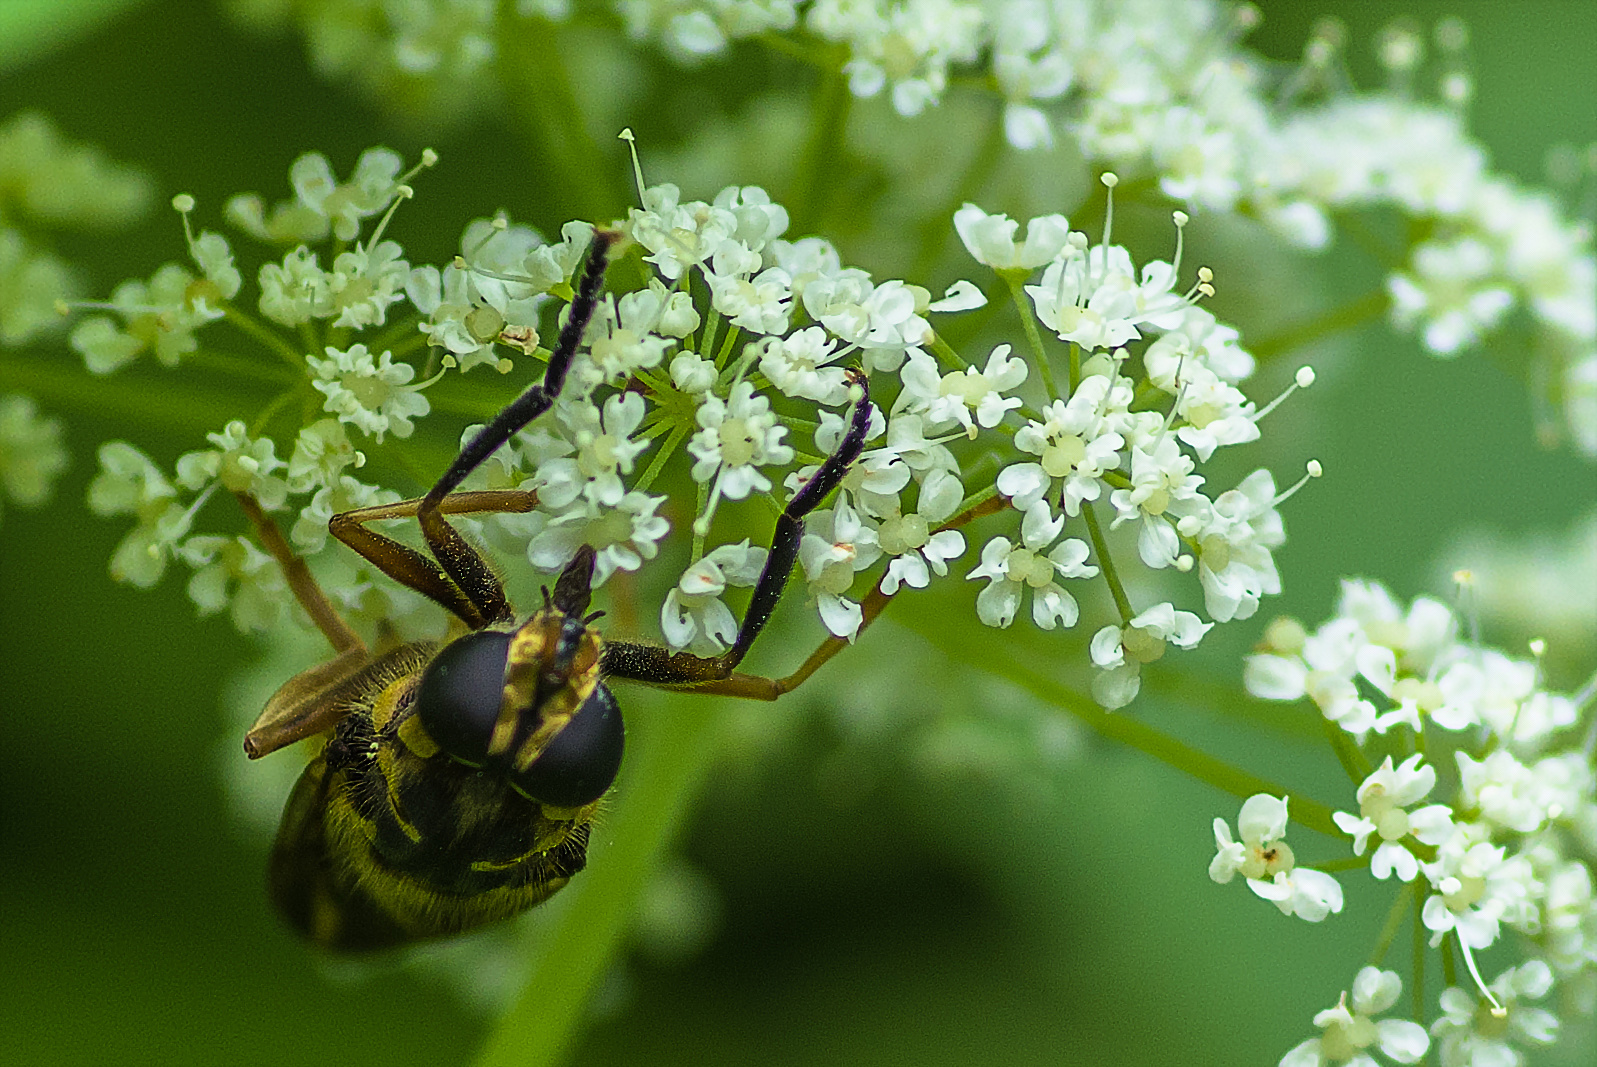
left=267, top=645, right=598, bottom=952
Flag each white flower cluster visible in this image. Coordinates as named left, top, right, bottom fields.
left=602, top=3, right=1597, bottom=458
left=0, top=110, right=151, bottom=346
left=217, top=6, right=1596, bottom=456
left=1258, top=99, right=1597, bottom=458
left=225, top=0, right=502, bottom=124
left=0, top=393, right=68, bottom=526
left=1232, top=579, right=1597, bottom=1066
left=65, top=145, right=1306, bottom=710
left=954, top=198, right=1311, bottom=708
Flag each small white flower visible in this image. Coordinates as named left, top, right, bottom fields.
left=87, top=441, right=190, bottom=588
left=1210, top=794, right=1294, bottom=885
left=174, top=421, right=289, bottom=510
left=581, top=291, right=673, bottom=386
left=1210, top=794, right=1345, bottom=922
left=1387, top=236, right=1514, bottom=356
left=0, top=393, right=68, bottom=521
left=1191, top=469, right=1284, bottom=623
left=1431, top=960, right=1559, bottom=1067
left=1089, top=602, right=1211, bottom=709
left=290, top=474, right=400, bottom=554
left=759, top=326, right=851, bottom=404
left=1331, top=755, right=1453, bottom=882
left=1107, top=432, right=1207, bottom=570
left=896, top=343, right=1028, bottom=437
left=995, top=372, right=1128, bottom=516
left=875, top=467, right=967, bottom=595
left=70, top=262, right=219, bottom=371
left=535, top=393, right=649, bottom=509
left=307, top=343, right=431, bottom=442
left=688, top=380, right=794, bottom=501
left=1026, top=243, right=1174, bottom=352
left=952, top=203, right=1072, bottom=271
left=966, top=500, right=1096, bottom=631
left=285, top=419, right=364, bottom=494
left=709, top=265, right=794, bottom=335
left=1420, top=828, right=1538, bottom=949
left=1279, top=968, right=1429, bottom=1066
left=527, top=490, right=670, bottom=587
left=260, top=246, right=330, bottom=328
left=798, top=500, right=882, bottom=640
left=177, top=534, right=287, bottom=634
left=661, top=540, right=768, bottom=655
left=322, top=239, right=409, bottom=330
left=669, top=352, right=718, bottom=394
left=290, top=147, right=404, bottom=243
left=1455, top=750, right=1549, bottom=835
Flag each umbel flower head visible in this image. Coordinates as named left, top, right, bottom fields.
left=59, top=140, right=1317, bottom=716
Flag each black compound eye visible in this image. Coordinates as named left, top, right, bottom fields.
left=513, top=683, right=624, bottom=808
left=414, top=630, right=512, bottom=766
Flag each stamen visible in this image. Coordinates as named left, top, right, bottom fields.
left=171, top=193, right=206, bottom=264
left=1171, top=211, right=1188, bottom=277
left=362, top=184, right=413, bottom=250
left=1181, top=266, right=1214, bottom=303
left=694, top=465, right=727, bottom=538
left=1451, top=568, right=1483, bottom=651
left=1253, top=365, right=1316, bottom=422
left=1272, top=460, right=1322, bottom=506
left=464, top=214, right=509, bottom=261
left=167, top=481, right=219, bottom=549
left=619, top=128, right=648, bottom=207
left=399, top=148, right=438, bottom=188
left=456, top=257, right=539, bottom=288
left=1456, top=935, right=1507, bottom=1017
left=1097, top=172, right=1119, bottom=290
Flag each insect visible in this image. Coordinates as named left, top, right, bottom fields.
left=236, top=230, right=886, bottom=951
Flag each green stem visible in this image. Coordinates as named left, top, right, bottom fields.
left=470, top=693, right=726, bottom=1067
left=1006, top=274, right=1059, bottom=402
left=690, top=476, right=709, bottom=562
left=0, top=356, right=243, bottom=433
left=929, top=331, right=969, bottom=370
left=1320, top=713, right=1374, bottom=785
left=714, top=322, right=743, bottom=369
left=632, top=423, right=685, bottom=494
left=185, top=348, right=299, bottom=388
left=1248, top=290, right=1389, bottom=366
left=901, top=619, right=1344, bottom=838
left=785, top=60, right=851, bottom=235
left=1439, top=928, right=1457, bottom=990
left=1081, top=501, right=1132, bottom=624
left=1369, top=881, right=1415, bottom=967
left=909, top=95, right=1008, bottom=280
left=952, top=482, right=1001, bottom=521
left=699, top=306, right=721, bottom=364
left=220, top=304, right=303, bottom=369
left=495, top=14, right=625, bottom=222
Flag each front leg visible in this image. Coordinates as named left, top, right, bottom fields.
left=600, top=368, right=875, bottom=692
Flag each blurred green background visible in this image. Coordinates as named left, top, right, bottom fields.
left=1, top=1, right=1594, bottom=1065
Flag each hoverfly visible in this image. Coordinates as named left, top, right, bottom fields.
left=235, top=230, right=883, bottom=951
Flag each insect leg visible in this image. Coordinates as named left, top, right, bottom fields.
left=329, top=489, right=541, bottom=628
left=412, top=230, right=619, bottom=626
left=236, top=491, right=364, bottom=654
left=600, top=369, right=874, bottom=689
left=606, top=493, right=1008, bottom=700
